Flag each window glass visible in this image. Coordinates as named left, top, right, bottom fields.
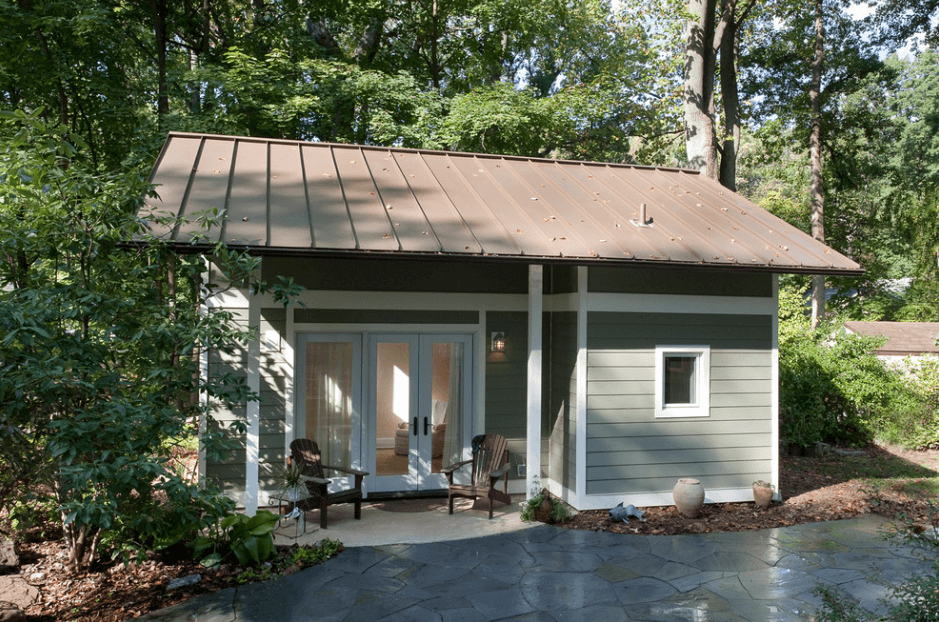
left=664, top=355, right=696, bottom=405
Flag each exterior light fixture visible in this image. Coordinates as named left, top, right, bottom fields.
left=491, top=332, right=506, bottom=352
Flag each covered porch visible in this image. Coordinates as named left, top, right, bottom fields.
left=270, top=494, right=533, bottom=548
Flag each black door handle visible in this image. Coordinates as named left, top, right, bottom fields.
left=424, top=417, right=429, bottom=435
left=412, top=417, right=418, bottom=436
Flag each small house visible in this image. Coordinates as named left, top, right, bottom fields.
left=143, top=132, right=862, bottom=514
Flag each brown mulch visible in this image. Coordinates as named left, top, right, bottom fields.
left=564, top=445, right=939, bottom=535
left=7, top=444, right=939, bottom=622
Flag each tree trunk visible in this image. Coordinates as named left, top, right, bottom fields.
left=683, top=0, right=718, bottom=179
left=150, top=0, right=169, bottom=118
left=809, top=0, right=826, bottom=327
left=718, top=0, right=740, bottom=191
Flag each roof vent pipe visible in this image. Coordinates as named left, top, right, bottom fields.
left=631, top=203, right=653, bottom=228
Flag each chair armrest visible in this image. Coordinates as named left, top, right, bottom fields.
left=323, top=464, right=370, bottom=477
left=305, top=476, right=331, bottom=486
left=488, top=464, right=510, bottom=481
left=441, top=459, right=472, bottom=475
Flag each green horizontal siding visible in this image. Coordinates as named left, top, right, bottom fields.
left=585, top=311, right=773, bottom=497
left=588, top=266, right=773, bottom=297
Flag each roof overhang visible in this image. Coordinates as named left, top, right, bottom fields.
left=139, top=132, right=864, bottom=277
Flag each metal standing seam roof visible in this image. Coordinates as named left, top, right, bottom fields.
left=843, top=322, right=939, bottom=356
left=141, top=132, right=863, bottom=275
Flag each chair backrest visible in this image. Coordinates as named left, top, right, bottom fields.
left=473, top=434, right=508, bottom=487
left=290, top=438, right=325, bottom=480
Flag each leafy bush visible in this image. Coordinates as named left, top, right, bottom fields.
left=778, top=287, right=915, bottom=447
left=520, top=489, right=569, bottom=523
left=873, top=358, right=939, bottom=450
left=194, top=510, right=280, bottom=568
left=0, top=111, right=301, bottom=570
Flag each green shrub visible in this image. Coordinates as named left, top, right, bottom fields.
left=778, top=286, right=914, bottom=448
left=194, top=510, right=280, bottom=567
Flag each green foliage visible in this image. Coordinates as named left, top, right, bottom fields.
left=777, top=287, right=915, bottom=448
left=194, top=511, right=280, bottom=568
left=0, top=110, right=297, bottom=570
left=520, top=490, right=569, bottom=523
left=873, top=358, right=939, bottom=450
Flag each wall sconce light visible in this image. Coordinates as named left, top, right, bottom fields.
left=491, top=332, right=506, bottom=353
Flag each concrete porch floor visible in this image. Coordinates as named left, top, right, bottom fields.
left=271, top=494, right=536, bottom=548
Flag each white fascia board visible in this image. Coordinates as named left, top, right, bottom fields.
left=258, top=290, right=529, bottom=312
left=588, top=293, right=777, bottom=315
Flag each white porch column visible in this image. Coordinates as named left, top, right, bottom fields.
left=245, top=269, right=262, bottom=516
left=575, top=266, right=588, bottom=503
left=526, top=264, right=543, bottom=499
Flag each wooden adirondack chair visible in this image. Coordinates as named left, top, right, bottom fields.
left=442, top=434, right=511, bottom=519
left=289, top=438, right=368, bottom=529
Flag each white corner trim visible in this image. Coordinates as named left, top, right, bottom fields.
left=527, top=265, right=543, bottom=501
left=477, top=311, right=487, bottom=437
left=588, top=293, right=777, bottom=315
left=771, top=274, right=780, bottom=494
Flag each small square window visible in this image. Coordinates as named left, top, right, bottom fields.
left=655, top=346, right=710, bottom=418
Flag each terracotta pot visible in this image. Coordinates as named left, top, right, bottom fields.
left=672, top=478, right=705, bottom=518
left=752, top=484, right=774, bottom=509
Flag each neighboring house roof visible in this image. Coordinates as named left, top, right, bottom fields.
left=142, top=132, right=862, bottom=274
left=843, top=321, right=939, bottom=356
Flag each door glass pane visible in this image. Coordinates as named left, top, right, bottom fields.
left=431, top=342, right=463, bottom=474
left=376, top=342, right=410, bottom=476
left=305, top=342, right=353, bottom=468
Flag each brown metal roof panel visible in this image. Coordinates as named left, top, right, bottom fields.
left=223, top=140, right=269, bottom=246
left=362, top=150, right=440, bottom=253
left=556, top=164, right=670, bottom=261
left=176, top=137, right=235, bottom=244
left=674, top=171, right=858, bottom=270
left=393, top=152, right=483, bottom=254
left=482, top=159, right=590, bottom=258
left=448, top=156, right=560, bottom=257
left=643, top=169, right=776, bottom=266
left=268, top=142, right=312, bottom=248
left=300, top=144, right=357, bottom=249
left=514, top=161, right=629, bottom=260
left=419, top=152, right=518, bottom=256
left=590, top=166, right=720, bottom=263
left=331, top=146, right=399, bottom=251
left=145, top=134, right=202, bottom=239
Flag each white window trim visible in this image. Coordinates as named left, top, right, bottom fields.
left=654, top=345, right=710, bottom=418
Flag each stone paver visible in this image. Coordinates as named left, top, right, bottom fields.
left=137, top=517, right=937, bottom=622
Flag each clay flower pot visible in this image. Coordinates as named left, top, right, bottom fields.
left=752, top=481, right=774, bottom=509
left=672, top=478, right=705, bottom=518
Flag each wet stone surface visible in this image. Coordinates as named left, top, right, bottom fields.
left=137, top=518, right=937, bottom=622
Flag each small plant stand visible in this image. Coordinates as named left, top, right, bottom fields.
left=270, top=491, right=317, bottom=538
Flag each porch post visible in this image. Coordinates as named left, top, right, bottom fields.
left=245, top=266, right=261, bottom=516
left=575, top=266, right=588, bottom=504
left=527, top=264, right=543, bottom=499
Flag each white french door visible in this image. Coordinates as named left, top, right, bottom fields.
left=367, top=334, right=473, bottom=493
